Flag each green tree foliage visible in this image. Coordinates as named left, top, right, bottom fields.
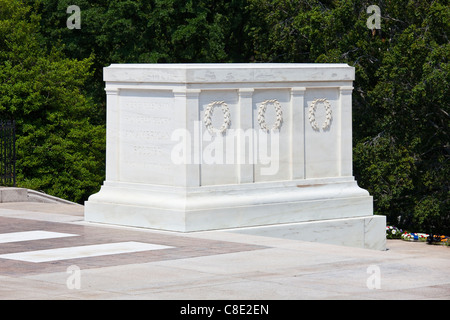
left=247, top=0, right=449, bottom=234
left=2, top=0, right=448, bottom=234
left=0, top=0, right=105, bottom=203
left=29, top=0, right=252, bottom=115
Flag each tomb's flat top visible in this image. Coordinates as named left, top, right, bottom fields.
left=106, top=63, right=350, bottom=69
left=104, top=63, right=355, bottom=83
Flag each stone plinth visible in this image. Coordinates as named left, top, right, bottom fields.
left=84, top=63, right=386, bottom=250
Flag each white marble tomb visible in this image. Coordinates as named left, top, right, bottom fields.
left=84, top=63, right=386, bottom=250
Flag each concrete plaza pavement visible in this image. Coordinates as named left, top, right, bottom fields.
left=0, top=201, right=449, bottom=300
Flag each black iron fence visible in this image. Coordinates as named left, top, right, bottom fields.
left=0, top=120, right=16, bottom=187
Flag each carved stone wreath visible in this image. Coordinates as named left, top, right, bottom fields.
left=308, top=98, right=332, bottom=130
left=257, top=99, right=283, bottom=132
left=203, top=101, right=231, bottom=135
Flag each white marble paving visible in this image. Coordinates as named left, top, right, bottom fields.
left=0, top=241, right=173, bottom=263
left=0, top=230, right=78, bottom=244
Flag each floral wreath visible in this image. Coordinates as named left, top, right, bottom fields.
left=257, top=99, right=283, bottom=132
left=308, top=98, right=332, bottom=130
left=203, top=101, right=231, bottom=135
left=401, top=232, right=429, bottom=241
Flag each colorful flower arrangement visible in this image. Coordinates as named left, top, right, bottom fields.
left=427, top=234, right=450, bottom=245
left=386, top=226, right=403, bottom=239
left=386, top=225, right=449, bottom=246
left=401, top=232, right=429, bottom=242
